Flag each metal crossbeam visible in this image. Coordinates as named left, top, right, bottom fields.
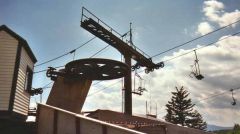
left=81, top=18, right=156, bottom=70
left=80, top=7, right=163, bottom=115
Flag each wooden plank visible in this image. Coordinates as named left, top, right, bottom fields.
left=53, top=110, right=58, bottom=134
left=0, top=94, right=11, bottom=99
left=0, top=32, right=17, bottom=112
left=0, top=31, right=18, bottom=41
left=13, top=96, right=29, bottom=108
left=76, top=118, right=80, bottom=134
left=38, top=104, right=144, bottom=134
left=102, top=125, right=108, bottom=134
left=12, top=46, right=34, bottom=116
left=13, top=107, right=27, bottom=115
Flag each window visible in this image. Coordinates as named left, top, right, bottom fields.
left=24, top=66, right=33, bottom=92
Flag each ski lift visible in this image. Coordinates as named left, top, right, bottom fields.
left=230, top=89, right=236, bottom=106
left=28, top=88, right=43, bottom=96
left=132, top=71, right=147, bottom=95
left=189, top=50, right=204, bottom=80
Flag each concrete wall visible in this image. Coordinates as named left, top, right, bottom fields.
left=37, top=104, right=145, bottom=134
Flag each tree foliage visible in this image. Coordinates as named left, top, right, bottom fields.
left=233, top=123, right=240, bottom=130
left=165, top=86, right=207, bottom=130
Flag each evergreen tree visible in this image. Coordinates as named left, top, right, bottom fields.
left=165, top=86, right=207, bottom=130
left=233, top=123, right=240, bottom=130
left=233, top=123, right=240, bottom=133
left=187, top=110, right=207, bottom=130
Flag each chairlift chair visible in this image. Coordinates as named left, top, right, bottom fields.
left=189, top=50, right=204, bottom=80
left=132, top=71, right=147, bottom=95
left=230, top=89, right=237, bottom=106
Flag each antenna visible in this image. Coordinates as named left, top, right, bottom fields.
left=129, top=22, right=134, bottom=47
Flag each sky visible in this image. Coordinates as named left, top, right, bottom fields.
left=1, top=0, right=240, bottom=127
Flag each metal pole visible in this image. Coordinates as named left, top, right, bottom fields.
left=121, top=54, right=124, bottom=113
left=156, top=103, right=157, bottom=117
left=124, top=55, right=132, bottom=115
left=146, top=101, right=148, bottom=115
left=40, top=94, right=42, bottom=103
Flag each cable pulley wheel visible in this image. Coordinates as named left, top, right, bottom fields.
left=65, top=58, right=129, bottom=80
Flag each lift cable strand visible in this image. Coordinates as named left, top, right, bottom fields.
left=34, top=44, right=110, bottom=74
left=162, top=31, right=240, bottom=63
left=34, top=37, right=96, bottom=67
left=151, top=19, right=240, bottom=59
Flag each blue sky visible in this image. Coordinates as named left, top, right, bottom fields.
left=1, top=0, right=240, bottom=126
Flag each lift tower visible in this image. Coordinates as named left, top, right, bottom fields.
left=81, top=7, right=164, bottom=115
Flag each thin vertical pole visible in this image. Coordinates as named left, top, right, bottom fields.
left=40, top=94, right=42, bottom=103
left=124, top=55, right=132, bottom=115
left=156, top=103, right=157, bottom=117
left=146, top=101, right=148, bottom=115
left=121, top=54, right=124, bottom=113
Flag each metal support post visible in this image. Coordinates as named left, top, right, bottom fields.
left=124, top=55, right=132, bottom=115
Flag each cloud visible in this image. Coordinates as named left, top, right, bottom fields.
left=141, top=35, right=240, bottom=126
left=203, top=0, right=240, bottom=27
left=196, top=22, right=214, bottom=35
left=83, top=35, right=240, bottom=126
left=203, top=0, right=224, bottom=22
left=81, top=0, right=240, bottom=127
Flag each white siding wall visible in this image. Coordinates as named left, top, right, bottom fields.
left=0, top=31, right=18, bottom=111
left=13, top=47, right=34, bottom=115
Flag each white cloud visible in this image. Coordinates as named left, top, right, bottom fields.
left=81, top=35, right=240, bottom=126
left=203, top=0, right=224, bottom=22
left=203, top=0, right=240, bottom=27
left=72, top=1, right=240, bottom=127
left=197, top=22, right=214, bottom=35
left=142, top=35, right=240, bottom=126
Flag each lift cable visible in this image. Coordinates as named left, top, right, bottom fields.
left=87, top=83, right=240, bottom=112
left=87, top=79, right=122, bottom=97
left=89, top=45, right=110, bottom=58
left=194, top=87, right=240, bottom=104
left=151, top=19, right=240, bottom=59
left=156, top=87, right=240, bottom=116
left=162, top=31, right=240, bottom=63
left=92, top=81, right=103, bottom=86
left=42, top=81, right=53, bottom=89
left=136, top=30, right=240, bottom=74
left=34, top=19, right=240, bottom=69
left=34, top=65, right=65, bottom=74
left=34, top=37, right=96, bottom=67
left=34, top=44, right=110, bottom=74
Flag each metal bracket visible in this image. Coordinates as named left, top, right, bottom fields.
left=46, top=67, right=59, bottom=81
left=144, top=61, right=164, bottom=74
left=28, top=88, right=43, bottom=96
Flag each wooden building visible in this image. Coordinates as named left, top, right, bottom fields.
left=0, top=25, right=37, bottom=121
